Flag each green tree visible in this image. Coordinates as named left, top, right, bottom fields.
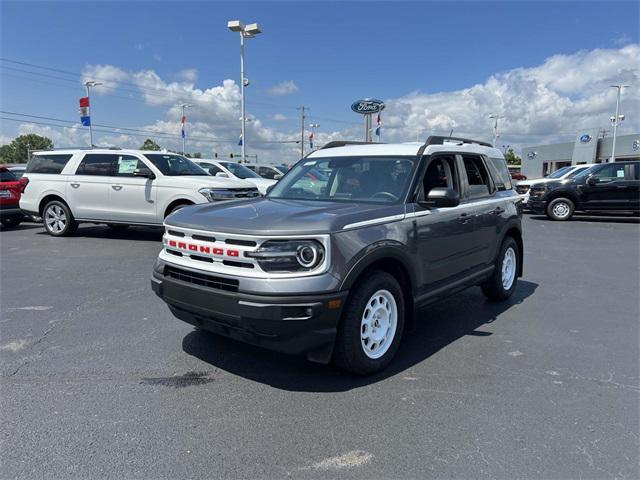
left=140, top=138, right=161, bottom=151
left=504, top=148, right=521, bottom=166
left=192, top=152, right=202, bottom=158
left=3, top=134, right=54, bottom=163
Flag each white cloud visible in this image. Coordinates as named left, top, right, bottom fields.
left=81, top=64, right=129, bottom=95
left=272, top=113, right=289, bottom=121
left=267, top=80, right=299, bottom=96
left=177, top=68, right=198, bottom=83
left=614, top=33, right=632, bottom=46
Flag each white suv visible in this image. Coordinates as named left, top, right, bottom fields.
left=193, top=159, right=277, bottom=194
left=20, top=149, right=260, bottom=236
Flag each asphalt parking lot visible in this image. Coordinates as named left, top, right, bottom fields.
left=1, top=214, right=639, bottom=479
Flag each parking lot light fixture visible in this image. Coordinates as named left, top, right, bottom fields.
left=83, top=81, right=102, bottom=147
left=228, top=19, right=262, bottom=164
left=609, top=84, right=630, bottom=163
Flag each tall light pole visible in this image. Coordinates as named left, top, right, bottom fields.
left=228, top=20, right=262, bottom=164
left=297, top=106, right=308, bottom=158
left=489, top=114, right=504, bottom=147
left=609, top=84, right=630, bottom=163
left=308, top=123, right=320, bottom=151
left=179, top=103, right=192, bottom=155
left=83, top=81, right=102, bottom=147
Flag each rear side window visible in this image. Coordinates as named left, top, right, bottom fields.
left=462, top=155, right=494, bottom=198
left=76, top=154, right=117, bottom=176
left=26, top=154, right=73, bottom=174
left=0, top=170, right=17, bottom=182
left=487, top=157, right=512, bottom=190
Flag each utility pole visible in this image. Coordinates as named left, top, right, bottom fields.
left=489, top=114, right=504, bottom=147
left=297, top=106, right=308, bottom=158
left=609, top=84, right=630, bottom=163
left=83, top=81, right=102, bottom=147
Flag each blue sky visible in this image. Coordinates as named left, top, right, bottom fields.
left=1, top=1, right=638, bottom=159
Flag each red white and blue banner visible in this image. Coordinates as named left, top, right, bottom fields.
left=238, top=133, right=243, bottom=146
left=181, top=115, right=186, bottom=139
left=79, top=97, right=90, bottom=126
left=309, top=130, right=314, bottom=150
left=375, top=113, right=382, bottom=140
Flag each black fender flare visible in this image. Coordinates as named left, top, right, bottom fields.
left=339, top=241, right=417, bottom=294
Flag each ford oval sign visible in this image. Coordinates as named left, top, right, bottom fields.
left=351, top=99, right=385, bottom=114
left=579, top=134, right=592, bottom=144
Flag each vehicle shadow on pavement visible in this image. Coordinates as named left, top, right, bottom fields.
left=0, top=223, right=42, bottom=232
left=182, top=280, right=538, bottom=392
left=528, top=214, right=639, bottom=224
left=35, top=225, right=165, bottom=241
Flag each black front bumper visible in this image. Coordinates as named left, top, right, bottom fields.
left=151, top=269, right=348, bottom=364
left=527, top=199, right=547, bottom=214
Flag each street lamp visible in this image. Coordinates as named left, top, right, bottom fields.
left=489, top=114, right=504, bottom=147
left=609, top=84, right=630, bottom=162
left=179, top=103, right=192, bottom=155
left=228, top=19, right=262, bottom=164
left=308, top=123, right=320, bottom=150
left=83, top=81, right=102, bottom=147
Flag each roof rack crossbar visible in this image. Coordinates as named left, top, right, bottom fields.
left=319, top=141, right=381, bottom=150
left=424, top=136, right=492, bottom=148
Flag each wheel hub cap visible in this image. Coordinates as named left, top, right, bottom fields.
left=501, top=247, right=516, bottom=290
left=360, top=289, right=398, bottom=359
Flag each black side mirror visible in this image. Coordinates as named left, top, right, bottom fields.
left=587, top=176, right=598, bottom=186
left=133, top=167, right=155, bottom=179
left=419, top=187, right=460, bottom=208
left=265, top=184, right=275, bottom=195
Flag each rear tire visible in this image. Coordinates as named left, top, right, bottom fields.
left=42, top=200, right=77, bottom=237
left=481, top=236, right=519, bottom=301
left=1, top=216, right=22, bottom=228
left=333, top=271, right=405, bottom=375
left=546, top=197, right=574, bottom=221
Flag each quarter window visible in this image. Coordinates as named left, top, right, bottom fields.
left=487, top=157, right=512, bottom=190
left=25, top=154, right=73, bottom=174
left=462, top=155, right=494, bottom=198
left=75, top=154, right=116, bottom=176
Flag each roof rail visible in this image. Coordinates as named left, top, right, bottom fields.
left=319, top=141, right=379, bottom=150
left=424, top=135, right=493, bottom=148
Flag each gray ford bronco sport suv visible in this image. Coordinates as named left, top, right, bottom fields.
left=152, top=137, right=524, bottom=375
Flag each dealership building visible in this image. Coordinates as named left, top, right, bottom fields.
left=520, top=129, right=640, bottom=179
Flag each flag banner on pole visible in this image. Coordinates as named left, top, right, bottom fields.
left=80, top=116, right=91, bottom=126
left=238, top=134, right=243, bottom=146
left=181, top=115, right=186, bottom=139
left=79, top=97, right=90, bottom=108
left=309, top=131, right=314, bottom=150
left=375, top=113, right=382, bottom=139
left=79, top=97, right=91, bottom=126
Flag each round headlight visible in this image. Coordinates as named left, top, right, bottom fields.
left=296, top=244, right=319, bottom=268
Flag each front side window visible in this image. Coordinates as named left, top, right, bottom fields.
left=114, top=155, right=147, bottom=177
left=462, top=155, right=494, bottom=198
left=76, top=154, right=117, bottom=176
left=198, top=162, right=223, bottom=175
left=144, top=154, right=207, bottom=176
left=421, top=156, right=457, bottom=198
left=220, top=162, right=260, bottom=179
left=26, top=154, right=73, bottom=174
left=259, top=167, right=280, bottom=180
left=268, top=156, right=417, bottom=204
left=592, top=164, right=626, bottom=182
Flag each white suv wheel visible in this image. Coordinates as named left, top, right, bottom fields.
left=45, top=204, right=67, bottom=233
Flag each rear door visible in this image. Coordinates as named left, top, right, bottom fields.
left=67, top=153, right=116, bottom=219
left=581, top=163, right=629, bottom=210
left=108, top=154, right=158, bottom=224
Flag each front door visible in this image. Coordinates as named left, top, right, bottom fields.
left=66, top=153, right=116, bottom=219
left=581, top=163, right=629, bottom=210
left=108, top=155, right=157, bottom=224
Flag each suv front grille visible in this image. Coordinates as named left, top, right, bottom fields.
left=165, top=265, right=239, bottom=292
left=515, top=185, right=529, bottom=194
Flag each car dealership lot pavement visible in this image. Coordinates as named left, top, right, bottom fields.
left=1, top=215, right=638, bottom=479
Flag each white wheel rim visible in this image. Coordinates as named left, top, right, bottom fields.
left=552, top=202, right=570, bottom=218
left=501, top=247, right=517, bottom=290
left=45, top=205, right=66, bottom=233
left=360, top=289, right=398, bottom=359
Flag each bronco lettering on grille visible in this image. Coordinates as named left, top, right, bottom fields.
left=166, top=238, right=241, bottom=258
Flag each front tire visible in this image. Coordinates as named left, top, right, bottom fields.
left=42, top=200, right=77, bottom=237
left=333, top=271, right=405, bottom=375
left=546, top=197, right=574, bottom=221
left=482, top=237, right=519, bottom=301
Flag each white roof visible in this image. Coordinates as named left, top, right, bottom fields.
left=307, top=142, right=504, bottom=159
left=32, top=149, right=185, bottom=155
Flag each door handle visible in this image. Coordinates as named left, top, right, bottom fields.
left=616, top=185, right=627, bottom=189
left=458, top=212, right=471, bottom=223
left=70, top=183, right=80, bottom=188
left=111, top=185, right=123, bottom=191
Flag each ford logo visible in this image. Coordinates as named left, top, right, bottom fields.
left=633, top=139, right=639, bottom=151
left=351, top=99, right=385, bottom=114
left=527, top=151, right=536, bottom=159
left=579, top=134, right=592, bottom=143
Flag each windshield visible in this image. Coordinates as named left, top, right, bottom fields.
left=573, top=165, right=598, bottom=180
left=268, top=156, right=418, bottom=204
left=220, top=162, right=261, bottom=179
left=144, top=154, right=208, bottom=176
left=548, top=166, right=573, bottom=179
left=567, top=166, right=590, bottom=178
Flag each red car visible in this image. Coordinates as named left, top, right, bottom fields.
left=0, top=166, right=28, bottom=228
left=510, top=172, right=527, bottom=181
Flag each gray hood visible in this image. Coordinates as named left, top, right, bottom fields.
left=165, top=198, right=404, bottom=235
